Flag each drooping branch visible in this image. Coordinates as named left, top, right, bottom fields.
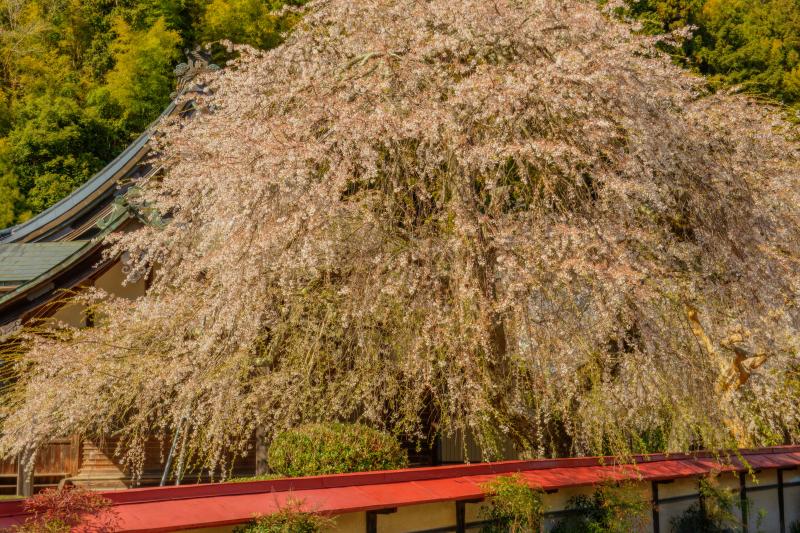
left=0, top=0, right=798, bottom=474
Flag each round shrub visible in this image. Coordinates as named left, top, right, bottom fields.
left=267, top=423, right=408, bottom=477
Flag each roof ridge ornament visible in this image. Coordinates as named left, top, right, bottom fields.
left=97, top=189, right=166, bottom=231
left=173, top=46, right=220, bottom=98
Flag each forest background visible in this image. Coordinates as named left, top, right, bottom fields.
left=0, top=0, right=797, bottom=229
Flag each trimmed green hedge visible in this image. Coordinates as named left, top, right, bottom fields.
left=268, top=423, right=408, bottom=477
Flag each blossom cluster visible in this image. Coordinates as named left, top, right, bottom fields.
left=2, top=0, right=798, bottom=476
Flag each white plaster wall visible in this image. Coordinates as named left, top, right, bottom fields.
left=745, top=470, right=778, bottom=532
left=374, top=502, right=455, bottom=532
left=786, top=487, right=800, bottom=530
left=541, top=485, right=652, bottom=533
left=783, top=469, right=800, bottom=530
left=463, top=499, right=485, bottom=524
left=50, top=301, right=86, bottom=328
left=655, top=476, right=700, bottom=532
left=172, top=513, right=364, bottom=533
left=93, top=260, right=146, bottom=299
left=331, top=512, right=364, bottom=532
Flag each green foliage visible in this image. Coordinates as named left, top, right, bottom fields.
left=227, top=473, right=283, bottom=483
left=104, top=17, right=182, bottom=132
left=0, top=0, right=305, bottom=226
left=479, top=474, right=545, bottom=533
left=551, top=482, right=650, bottom=533
left=669, top=476, right=741, bottom=533
left=5, top=93, right=121, bottom=214
left=200, top=0, right=306, bottom=50
left=232, top=500, right=334, bottom=533
left=267, top=423, right=408, bottom=477
left=616, top=0, right=703, bottom=33
left=790, top=519, right=800, bottom=533
left=0, top=169, right=19, bottom=228
left=618, top=0, right=800, bottom=113
left=698, top=0, right=800, bottom=106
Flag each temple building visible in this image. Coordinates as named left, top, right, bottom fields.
left=0, top=80, right=483, bottom=493
left=3, top=115, right=799, bottom=530
left=1, top=44, right=798, bottom=530
left=0, top=98, right=197, bottom=494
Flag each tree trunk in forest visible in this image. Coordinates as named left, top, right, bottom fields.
left=16, top=446, right=35, bottom=497
left=255, top=426, right=268, bottom=476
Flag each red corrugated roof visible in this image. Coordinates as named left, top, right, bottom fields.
left=1, top=446, right=799, bottom=532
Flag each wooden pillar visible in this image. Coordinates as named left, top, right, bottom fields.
left=699, top=478, right=707, bottom=524
left=739, top=472, right=748, bottom=533
left=366, top=508, right=396, bottom=533
left=431, top=434, right=441, bottom=466
left=69, top=435, right=82, bottom=477
left=651, top=481, right=660, bottom=533
left=255, top=426, right=268, bottom=476
left=456, top=501, right=466, bottom=533
left=16, top=447, right=35, bottom=497
left=366, top=511, right=377, bottom=533
left=778, top=468, right=786, bottom=533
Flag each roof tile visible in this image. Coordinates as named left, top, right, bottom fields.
left=0, top=242, right=88, bottom=283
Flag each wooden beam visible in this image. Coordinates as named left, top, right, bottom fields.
left=366, top=508, right=397, bottom=533
left=456, top=500, right=466, bottom=533
left=652, top=480, right=660, bottom=533
left=778, top=468, right=786, bottom=533
left=740, top=472, right=748, bottom=533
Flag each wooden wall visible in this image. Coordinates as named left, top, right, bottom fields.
left=0, top=437, right=80, bottom=495
left=0, top=435, right=258, bottom=494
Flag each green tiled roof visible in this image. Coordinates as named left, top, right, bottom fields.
left=0, top=241, right=88, bottom=285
